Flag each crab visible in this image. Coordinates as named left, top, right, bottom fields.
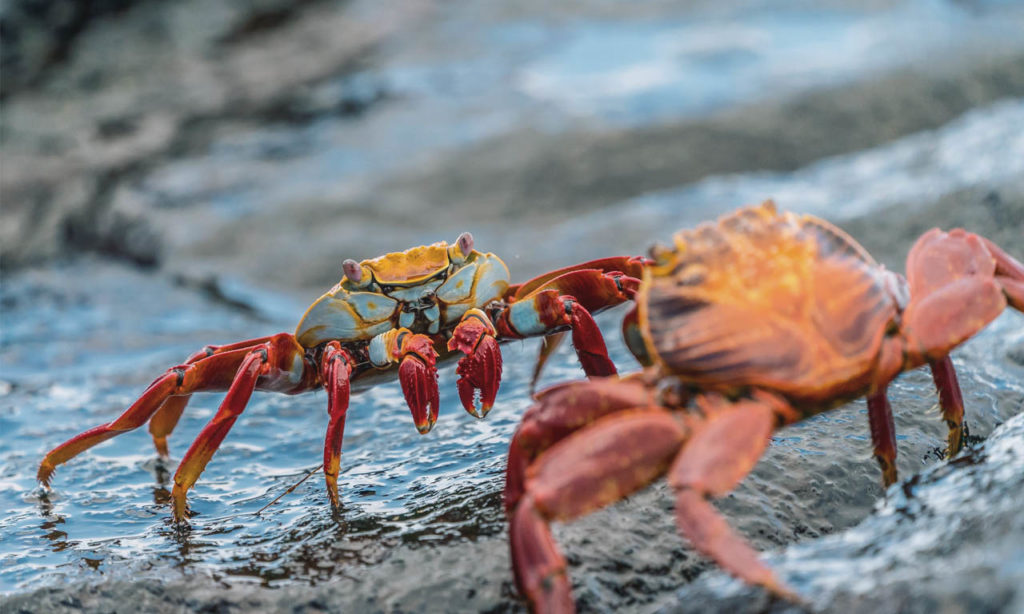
left=503, top=202, right=1024, bottom=613
left=38, top=232, right=648, bottom=522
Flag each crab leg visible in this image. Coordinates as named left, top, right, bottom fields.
left=902, top=230, right=1024, bottom=461
left=37, top=334, right=311, bottom=487
left=983, top=236, right=1024, bottom=310
left=495, top=291, right=623, bottom=381
left=511, top=409, right=688, bottom=613
left=448, top=308, right=503, bottom=418
left=321, top=341, right=355, bottom=508
left=148, top=396, right=190, bottom=458
left=866, top=387, right=899, bottom=486
left=928, top=356, right=966, bottom=458
left=620, top=306, right=651, bottom=367
left=501, top=264, right=645, bottom=384
left=528, top=333, right=566, bottom=395
left=169, top=334, right=315, bottom=521
left=917, top=235, right=1022, bottom=460
left=668, top=396, right=798, bottom=600
left=172, top=350, right=265, bottom=520
left=506, top=256, right=648, bottom=302
left=147, top=337, right=279, bottom=457
left=504, top=375, right=657, bottom=513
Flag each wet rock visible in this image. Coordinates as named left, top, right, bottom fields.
left=0, top=0, right=150, bottom=97
left=1, top=190, right=1021, bottom=613
left=0, top=0, right=400, bottom=270
left=655, top=410, right=1024, bottom=614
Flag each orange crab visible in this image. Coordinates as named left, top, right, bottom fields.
left=504, top=202, right=1024, bottom=613
left=38, top=232, right=647, bottom=522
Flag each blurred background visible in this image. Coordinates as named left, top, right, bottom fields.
left=2, top=1, right=1023, bottom=612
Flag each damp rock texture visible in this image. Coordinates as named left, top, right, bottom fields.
left=657, top=410, right=1024, bottom=614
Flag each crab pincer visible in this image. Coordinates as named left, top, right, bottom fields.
left=448, top=308, right=503, bottom=418
left=391, top=331, right=441, bottom=434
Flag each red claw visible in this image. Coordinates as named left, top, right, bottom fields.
left=396, top=333, right=440, bottom=434
left=449, top=310, right=503, bottom=418
left=456, top=334, right=503, bottom=418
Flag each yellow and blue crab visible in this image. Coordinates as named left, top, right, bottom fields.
left=38, top=232, right=647, bottom=522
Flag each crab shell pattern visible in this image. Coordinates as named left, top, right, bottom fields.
left=503, top=202, right=1024, bottom=613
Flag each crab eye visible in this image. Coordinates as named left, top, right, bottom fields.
left=456, top=232, right=474, bottom=257
left=649, top=243, right=674, bottom=266
left=342, top=259, right=363, bottom=283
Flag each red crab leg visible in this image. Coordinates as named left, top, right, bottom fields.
left=529, top=332, right=565, bottom=395
left=902, top=230, right=1024, bottom=461
left=171, top=351, right=264, bottom=521
left=321, top=341, right=355, bottom=508
left=902, top=229, right=1008, bottom=365
left=620, top=306, right=651, bottom=367
left=37, top=334, right=312, bottom=487
left=170, top=334, right=314, bottom=521
left=504, top=375, right=657, bottom=514
left=511, top=409, right=688, bottom=614
left=668, top=396, right=798, bottom=601
left=510, top=268, right=643, bottom=315
left=982, top=236, right=1024, bottom=310
left=448, top=309, right=503, bottom=418
left=149, top=396, right=190, bottom=458
left=866, top=387, right=899, bottom=487
left=495, top=291, right=620, bottom=381
left=929, top=356, right=966, bottom=459
left=507, top=256, right=648, bottom=303
left=501, top=263, right=645, bottom=384
left=148, top=337, right=279, bottom=457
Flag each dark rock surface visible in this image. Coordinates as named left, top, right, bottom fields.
left=656, top=410, right=1024, bottom=614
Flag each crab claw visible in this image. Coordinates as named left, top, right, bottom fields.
left=448, top=309, right=503, bottom=418
left=395, top=332, right=440, bottom=434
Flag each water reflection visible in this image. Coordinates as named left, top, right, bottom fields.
left=39, top=515, right=71, bottom=554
